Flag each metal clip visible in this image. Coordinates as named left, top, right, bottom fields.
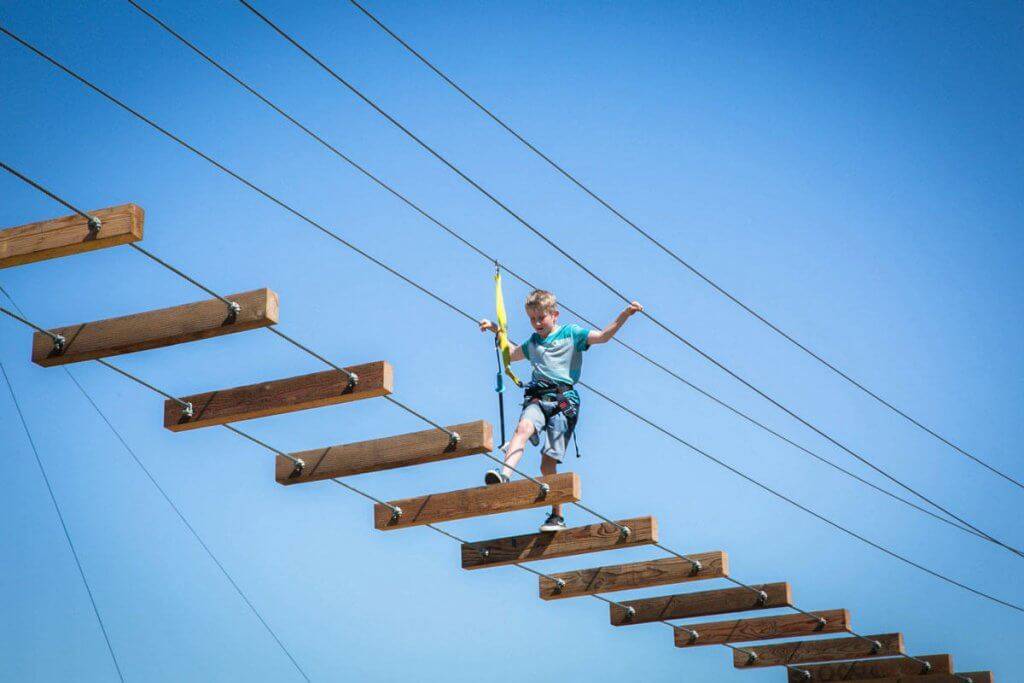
left=86, top=215, right=102, bottom=233
left=288, top=458, right=305, bottom=479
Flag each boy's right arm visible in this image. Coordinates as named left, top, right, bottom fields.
left=479, top=318, right=525, bottom=361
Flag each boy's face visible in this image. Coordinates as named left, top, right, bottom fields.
left=526, top=305, right=559, bottom=336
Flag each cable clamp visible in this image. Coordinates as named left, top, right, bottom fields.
left=624, top=606, right=636, bottom=620
left=345, top=372, right=358, bottom=391
left=447, top=431, right=460, bottom=449
left=796, top=669, right=811, bottom=682
left=814, top=616, right=827, bottom=629
left=52, top=334, right=66, bottom=353
left=619, top=525, right=631, bottom=539
left=756, top=590, right=768, bottom=606
left=87, top=215, right=102, bottom=233
left=390, top=506, right=403, bottom=523
left=554, top=578, right=566, bottom=591
left=182, top=402, right=194, bottom=419
left=920, top=661, right=933, bottom=675
left=288, top=458, right=305, bottom=479
left=539, top=482, right=550, bottom=496
left=688, top=559, right=702, bottom=574
left=743, top=651, right=758, bottom=666
left=227, top=300, right=241, bottom=319
left=683, top=628, right=698, bottom=644
left=478, top=548, right=490, bottom=558
left=870, top=640, right=881, bottom=655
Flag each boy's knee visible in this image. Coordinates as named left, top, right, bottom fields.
left=515, top=419, right=534, bottom=437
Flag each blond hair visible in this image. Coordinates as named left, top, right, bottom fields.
left=525, top=289, right=557, bottom=313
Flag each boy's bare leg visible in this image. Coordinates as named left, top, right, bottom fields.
left=501, top=418, right=536, bottom=478
left=540, top=455, right=562, bottom=518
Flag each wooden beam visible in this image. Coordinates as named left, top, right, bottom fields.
left=164, top=361, right=392, bottom=431
left=815, top=673, right=990, bottom=683
left=784, top=653, right=951, bottom=681
left=374, top=472, right=581, bottom=530
left=0, top=203, right=144, bottom=269
left=674, top=609, right=849, bottom=647
left=277, top=420, right=493, bottom=484
left=32, top=288, right=279, bottom=367
left=540, top=552, right=728, bottom=600
left=737, top=633, right=904, bottom=668
left=462, top=516, right=657, bottom=570
left=611, top=582, right=790, bottom=626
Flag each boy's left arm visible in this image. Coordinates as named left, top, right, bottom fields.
left=587, top=301, right=644, bottom=346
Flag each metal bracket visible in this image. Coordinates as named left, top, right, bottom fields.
left=86, top=215, right=102, bottom=233
left=287, top=458, right=305, bottom=479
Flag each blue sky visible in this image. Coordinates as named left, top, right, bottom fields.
left=1, top=1, right=1021, bottom=681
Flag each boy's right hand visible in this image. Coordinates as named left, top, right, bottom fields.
left=479, top=318, right=498, bottom=333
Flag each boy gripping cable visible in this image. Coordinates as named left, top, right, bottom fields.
left=479, top=289, right=643, bottom=532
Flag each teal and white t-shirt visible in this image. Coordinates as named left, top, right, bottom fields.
left=521, top=324, right=592, bottom=401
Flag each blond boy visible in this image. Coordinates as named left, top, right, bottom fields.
left=479, top=290, right=643, bottom=531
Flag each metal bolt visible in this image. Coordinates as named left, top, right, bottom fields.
left=52, top=334, right=66, bottom=353
left=448, top=431, right=460, bottom=449
left=87, top=215, right=102, bottom=232
left=619, top=525, right=631, bottom=539
left=757, top=590, right=768, bottom=606
left=625, top=606, right=636, bottom=620
left=228, top=301, right=241, bottom=317
left=390, top=506, right=403, bottom=523
left=554, top=578, right=566, bottom=591
left=539, top=483, right=550, bottom=496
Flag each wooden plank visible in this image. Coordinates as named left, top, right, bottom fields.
left=462, top=516, right=657, bottom=570
left=164, top=361, right=392, bottom=431
left=0, top=204, right=144, bottom=268
left=674, top=609, right=849, bottom=647
left=32, top=288, right=279, bottom=367
left=611, top=582, right=790, bottom=626
left=737, top=633, right=904, bottom=668
left=813, top=673, right=990, bottom=683
left=374, top=472, right=581, bottom=530
left=540, top=552, right=728, bottom=600
left=277, top=420, right=493, bottom=484
left=784, top=653, right=951, bottom=681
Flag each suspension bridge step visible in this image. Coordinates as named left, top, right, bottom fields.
left=610, top=582, right=791, bottom=626
left=164, top=361, right=392, bottom=431
left=674, top=609, right=849, bottom=647
left=462, top=516, right=657, bottom=570
left=737, top=632, right=904, bottom=669
left=783, top=653, right=951, bottom=681
left=0, top=203, right=144, bottom=269
left=815, top=673, right=990, bottom=683
left=374, top=472, right=581, bottom=530
left=32, top=288, right=278, bottom=367
left=277, top=420, right=493, bottom=484
left=539, top=552, right=728, bottom=600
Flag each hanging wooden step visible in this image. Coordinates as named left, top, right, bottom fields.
left=815, top=673, right=991, bottom=683
left=737, top=632, right=904, bottom=669
left=540, top=552, right=728, bottom=600
left=374, top=472, right=581, bottom=530
left=610, top=582, right=790, bottom=626
left=674, top=609, right=849, bottom=647
left=276, top=420, right=493, bottom=485
left=783, top=653, right=951, bottom=681
left=32, top=288, right=279, bottom=367
left=0, top=203, right=144, bottom=269
left=164, top=361, right=392, bottom=431
left=462, top=516, right=657, bottom=570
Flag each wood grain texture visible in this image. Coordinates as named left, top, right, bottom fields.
left=462, top=516, right=657, bottom=570
left=737, top=633, right=903, bottom=668
left=32, top=288, right=278, bottom=367
left=164, top=361, right=392, bottom=431
left=0, top=203, right=143, bottom=268
left=813, top=673, right=990, bottom=683
left=540, top=552, right=728, bottom=600
left=674, top=609, right=849, bottom=647
left=277, top=420, right=493, bottom=484
left=784, top=653, right=951, bottom=681
left=611, top=582, right=790, bottom=626
left=374, top=472, right=580, bottom=530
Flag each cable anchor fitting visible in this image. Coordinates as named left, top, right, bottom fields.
left=447, top=431, right=460, bottom=450
left=345, top=372, right=359, bottom=392
left=814, top=616, right=827, bottom=629
left=795, top=669, right=811, bottom=682
left=756, top=590, right=768, bottom=606
left=554, top=578, right=566, bottom=591
left=227, top=300, right=241, bottom=320
left=539, top=482, right=550, bottom=497
left=288, top=458, right=306, bottom=479
left=920, top=661, right=933, bottom=675
left=682, top=627, right=698, bottom=644
left=870, top=640, right=882, bottom=655
left=742, top=651, right=758, bottom=666
left=86, top=215, right=102, bottom=233
left=624, top=606, right=636, bottom=620
left=619, top=525, right=631, bottom=539
left=688, top=559, right=703, bottom=574
left=390, top=506, right=403, bottom=523
left=182, top=402, right=194, bottom=419
left=51, top=334, right=66, bottom=354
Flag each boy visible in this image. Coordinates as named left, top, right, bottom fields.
left=479, top=289, right=643, bottom=532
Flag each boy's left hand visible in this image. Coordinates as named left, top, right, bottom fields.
left=625, top=301, right=644, bottom=316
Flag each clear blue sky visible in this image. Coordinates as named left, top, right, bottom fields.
left=2, top=1, right=1021, bottom=681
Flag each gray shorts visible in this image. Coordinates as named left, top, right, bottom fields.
left=520, top=400, right=570, bottom=464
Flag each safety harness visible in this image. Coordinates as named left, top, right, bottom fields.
left=523, top=377, right=582, bottom=458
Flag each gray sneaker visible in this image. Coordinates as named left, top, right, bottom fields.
left=539, top=513, right=566, bottom=533
left=484, top=469, right=510, bottom=486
